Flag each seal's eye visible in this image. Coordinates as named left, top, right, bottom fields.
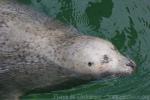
left=88, top=62, right=94, bottom=67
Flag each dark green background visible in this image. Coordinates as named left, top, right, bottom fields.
left=18, top=0, right=150, bottom=100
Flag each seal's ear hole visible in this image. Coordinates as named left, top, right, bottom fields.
left=88, top=62, right=94, bottom=67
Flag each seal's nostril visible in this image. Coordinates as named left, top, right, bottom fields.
left=126, top=61, right=136, bottom=69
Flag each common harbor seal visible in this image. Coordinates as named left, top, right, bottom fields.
left=0, top=0, right=136, bottom=100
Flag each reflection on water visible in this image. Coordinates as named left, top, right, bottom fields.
left=18, top=0, right=150, bottom=99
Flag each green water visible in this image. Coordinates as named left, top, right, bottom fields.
left=19, top=0, right=150, bottom=100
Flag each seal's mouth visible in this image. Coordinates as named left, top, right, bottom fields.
left=126, top=60, right=136, bottom=71
left=94, top=70, right=135, bottom=80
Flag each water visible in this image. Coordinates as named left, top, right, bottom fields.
left=18, top=0, right=150, bottom=99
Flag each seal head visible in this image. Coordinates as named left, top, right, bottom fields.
left=59, top=36, right=136, bottom=80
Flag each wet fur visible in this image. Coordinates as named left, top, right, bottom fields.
left=0, top=0, right=135, bottom=100
left=0, top=1, right=84, bottom=100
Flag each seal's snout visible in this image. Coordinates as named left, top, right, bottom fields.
left=126, top=60, right=136, bottom=70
